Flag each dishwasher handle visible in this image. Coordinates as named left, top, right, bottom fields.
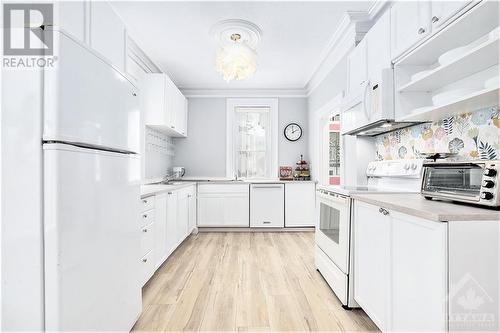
left=251, top=184, right=284, bottom=189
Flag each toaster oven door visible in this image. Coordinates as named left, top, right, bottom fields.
left=422, top=163, right=484, bottom=202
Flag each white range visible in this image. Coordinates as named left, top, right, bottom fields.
left=314, top=159, right=425, bottom=308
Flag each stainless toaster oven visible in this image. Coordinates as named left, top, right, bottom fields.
left=421, top=160, right=500, bottom=207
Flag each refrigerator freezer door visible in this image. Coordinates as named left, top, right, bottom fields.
left=43, top=143, right=141, bottom=331
left=44, top=30, right=140, bottom=153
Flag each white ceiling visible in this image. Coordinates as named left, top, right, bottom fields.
left=112, top=1, right=373, bottom=90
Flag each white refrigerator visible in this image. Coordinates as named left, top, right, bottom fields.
left=1, top=29, right=142, bottom=331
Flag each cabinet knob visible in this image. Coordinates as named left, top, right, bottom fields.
left=142, top=199, right=147, bottom=204
left=142, top=228, right=148, bottom=233
left=142, top=214, right=147, bottom=218
left=171, top=126, right=175, bottom=129
left=378, top=207, right=384, bottom=213
left=431, top=16, right=439, bottom=23
left=168, top=192, right=173, bottom=195
left=142, top=258, right=148, bottom=263
left=418, top=28, right=426, bottom=34
left=187, top=194, right=192, bottom=198
left=132, top=92, right=137, bottom=97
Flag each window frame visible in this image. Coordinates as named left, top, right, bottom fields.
left=226, top=98, right=279, bottom=179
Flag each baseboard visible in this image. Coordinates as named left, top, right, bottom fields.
left=197, top=227, right=315, bottom=232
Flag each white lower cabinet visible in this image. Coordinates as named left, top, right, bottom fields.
left=391, top=211, right=447, bottom=332
left=140, top=184, right=196, bottom=286
left=197, top=184, right=250, bottom=227
left=353, top=201, right=391, bottom=331
left=284, top=182, right=315, bottom=227
left=353, top=200, right=448, bottom=332
left=165, top=190, right=178, bottom=256
left=154, top=193, right=168, bottom=268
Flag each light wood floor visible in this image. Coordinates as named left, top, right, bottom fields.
left=132, top=232, right=378, bottom=332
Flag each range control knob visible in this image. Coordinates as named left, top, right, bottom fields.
left=481, top=192, right=494, bottom=200
left=403, top=163, right=410, bottom=170
left=484, top=168, right=497, bottom=177
left=482, top=180, right=495, bottom=188
left=411, top=163, right=418, bottom=170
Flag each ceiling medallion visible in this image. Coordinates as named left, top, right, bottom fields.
left=210, top=19, right=263, bottom=82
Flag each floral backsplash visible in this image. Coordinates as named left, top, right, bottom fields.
left=375, top=106, right=500, bottom=161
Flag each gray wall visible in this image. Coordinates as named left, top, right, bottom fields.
left=173, top=97, right=309, bottom=177
left=173, top=98, right=227, bottom=177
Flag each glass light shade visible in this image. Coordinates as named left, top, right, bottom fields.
left=215, top=41, right=257, bottom=81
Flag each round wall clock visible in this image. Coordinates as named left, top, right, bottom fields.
left=284, top=123, right=302, bottom=142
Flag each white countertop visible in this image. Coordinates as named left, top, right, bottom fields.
left=351, top=193, right=500, bottom=222
left=181, top=177, right=315, bottom=184
left=141, top=182, right=197, bottom=197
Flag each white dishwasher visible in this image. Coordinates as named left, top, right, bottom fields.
left=250, top=183, right=284, bottom=227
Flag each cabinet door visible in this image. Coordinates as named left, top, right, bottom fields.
left=154, top=193, right=167, bottom=267
left=90, top=1, right=126, bottom=71
left=176, top=190, right=189, bottom=244
left=164, top=76, right=176, bottom=130
left=391, top=211, right=447, bottom=332
left=187, top=187, right=196, bottom=232
left=390, top=1, right=431, bottom=60
left=367, top=10, right=391, bottom=85
left=346, top=38, right=367, bottom=98
left=284, top=183, right=315, bottom=227
left=353, top=201, right=390, bottom=331
left=165, top=191, right=178, bottom=255
left=141, top=74, right=167, bottom=126
left=198, top=194, right=249, bottom=227
left=431, top=1, right=471, bottom=30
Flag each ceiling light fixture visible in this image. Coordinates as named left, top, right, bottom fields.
left=210, top=19, right=262, bottom=82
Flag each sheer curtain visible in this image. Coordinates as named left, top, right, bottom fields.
left=235, top=107, right=270, bottom=178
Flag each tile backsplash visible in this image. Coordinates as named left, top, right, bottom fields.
left=145, top=127, right=175, bottom=180
left=375, top=106, right=500, bottom=160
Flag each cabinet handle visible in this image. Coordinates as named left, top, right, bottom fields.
left=431, top=16, right=439, bottom=23
left=132, top=92, right=137, bottom=97
left=142, top=258, right=148, bottom=263
left=168, top=192, right=173, bottom=195
left=142, top=199, right=148, bottom=204
left=263, top=221, right=271, bottom=224
left=171, top=126, right=175, bottom=129
left=379, top=208, right=389, bottom=216
left=187, top=194, right=192, bottom=198
left=142, top=228, right=148, bottom=233
left=142, top=214, right=148, bottom=218
left=418, top=27, right=426, bottom=34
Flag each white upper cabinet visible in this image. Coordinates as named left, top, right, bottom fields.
left=346, top=38, right=367, bottom=98
left=89, top=1, right=126, bottom=72
left=366, top=10, right=391, bottom=85
left=431, top=1, right=472, bottom=30
left=142, top=74, right=188, bottom=138
left=391, top=1, right=431, bottom=60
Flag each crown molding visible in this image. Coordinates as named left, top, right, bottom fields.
left=305, top=1, right=392, bottom=97
left=180, top=88, right=307, bottom=98
left=304, top=10, right=372, bottom=96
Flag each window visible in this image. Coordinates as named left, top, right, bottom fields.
left=329, top=115, right=341, bottom=185
left=226, top=98, right=278, bottom=179
left=235, top=107, right=270, bottom=178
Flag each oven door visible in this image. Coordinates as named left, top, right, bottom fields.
left=421, top=163, right=484, bottom=202
left=315, top=191, right=351, bottom=274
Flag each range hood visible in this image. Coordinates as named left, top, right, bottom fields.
left=343, top=119, right=423, bottom=136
